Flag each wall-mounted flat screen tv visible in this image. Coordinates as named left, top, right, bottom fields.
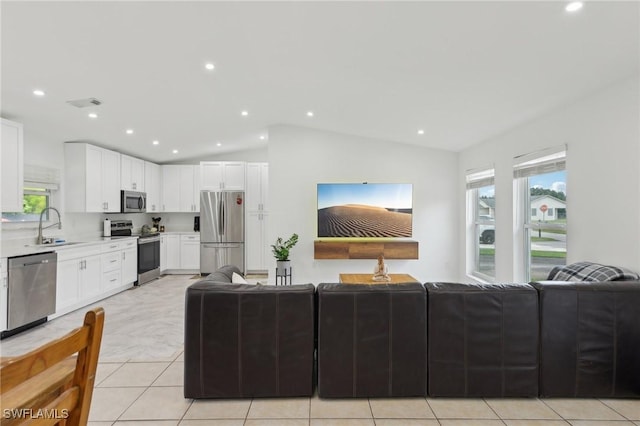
left=317, top=183, right=413, bottom=238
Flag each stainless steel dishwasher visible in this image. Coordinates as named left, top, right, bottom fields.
left=3, top=251, right=57, bottom=338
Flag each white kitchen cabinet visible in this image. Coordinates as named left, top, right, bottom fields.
left=101, top=246, right=122, bottom=292
left=246, top=162, right=269, bottom=272
left=164, top=234, right=181, bottom=270
left=56, top=258, right=81, bottom=313
left=179, top=166, right=200, bottom=212
left=145, top=161, right=161, bottom=213
left=1, top=118, right=24, bottom=212
left=121, top=241, right=138, bottom=285
left=160, top=235, right=167, bottom=272
left=246, top=211, right=270, bottom=272
left=82, top=255, right=103, bottom=299
left=180, top=234, right=200, bottom=270
left=65, top=143, right=121, bottom=213
left=246, top=163, right=268, bottom=211
left=161, top=165, right=200, bottom=212
left=56, top=246, right=102, bottom=314
left=0, top=258, right=7, bottom=332
left=121, top=154, right=145, bottom=191
left=200, top=161, right=245, bottom=191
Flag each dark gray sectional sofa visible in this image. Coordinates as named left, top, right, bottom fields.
left=183, top=265, right=640, bottom=399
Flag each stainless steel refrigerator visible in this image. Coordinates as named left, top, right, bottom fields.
left=200, top=191, right=245, bottom=275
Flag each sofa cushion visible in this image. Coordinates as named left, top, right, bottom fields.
left=531, top=280, right=640, bottom=397
left=317, top=283, right=427, bottom=397
left=425, top=282, right=539, bottom=397
left=184, top=282, right=316, bottom=398
left=547, top=261, right=639, bottom=282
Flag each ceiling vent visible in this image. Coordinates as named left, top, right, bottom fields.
left=66, top=98, right=102, bottom=108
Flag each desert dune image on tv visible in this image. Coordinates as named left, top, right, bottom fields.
left=317, top=183, right=413, bottom=238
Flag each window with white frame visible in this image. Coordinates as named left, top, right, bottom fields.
left=514, top=147, right=567, bottom=282
left=1, top=165, right=60, bottom=224
left=466, top=167, right=495, bottom=280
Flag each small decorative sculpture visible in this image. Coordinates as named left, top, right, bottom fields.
left=373, top=254, right=390, bottom=281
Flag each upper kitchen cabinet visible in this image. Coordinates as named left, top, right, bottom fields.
left=246, top=162, right=268, bottom=212
left=144, top=161, right=161, bottom=213
left=200, top=161, right=245, bottom=191
left=1, top=118, right=24, bottom=212
left=121, top=154, right=145, bottom=191
left=65, top=143, right=121, bottom=213
left=161, top=165, right=200, bottom=212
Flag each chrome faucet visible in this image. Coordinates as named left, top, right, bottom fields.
left=37, top=207, right=62, bottom=245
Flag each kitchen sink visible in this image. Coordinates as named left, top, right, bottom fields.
left=25, top=242, right=82, bottom=248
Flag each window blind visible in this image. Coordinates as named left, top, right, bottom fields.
left=466, top=167, right=495, bottom=190
left=24, top=164, right=60, bottom=190
left=513, top=146, right=566, bottom=178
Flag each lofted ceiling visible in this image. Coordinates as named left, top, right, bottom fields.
left=1, top=1, right=638, bottom=164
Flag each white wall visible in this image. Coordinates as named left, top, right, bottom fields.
left=459, top=76, right=640, bottom=281
left=268, top=125, right=459, bottom=285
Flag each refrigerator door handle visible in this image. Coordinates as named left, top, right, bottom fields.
left=218, top=198, right=223, bottom=236
left=221, top=199, right=226, bottom=236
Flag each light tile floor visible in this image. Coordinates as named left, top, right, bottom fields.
left=1, top=275, right=639, bottom=426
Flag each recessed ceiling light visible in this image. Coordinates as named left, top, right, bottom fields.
left=88, top=113, right=98, bottom=119
left=152, top=140, right=159, bottom=145
left=417, top=129, right=425, bottom=135
left=172, top=149, right=178, bottom=154
left=306, top=111, right=314, bottom=117
left=33, top=89, right=45, bottom=96
left=126, top=129, right=134, bottom=135
left=241, top=110, right=249, bottom=116
left=216, top=142, right=222, bottom=147
left=205, top=63, right=215, bottom=70
left=565, top=1, right=583, bottom=12
left=259, top=135, right=265, bottom=140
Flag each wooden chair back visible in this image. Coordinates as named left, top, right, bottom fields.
left=0, top=307, right=105, bottom=426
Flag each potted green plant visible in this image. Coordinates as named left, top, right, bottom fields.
left=271, top=233, right=299, bottom=274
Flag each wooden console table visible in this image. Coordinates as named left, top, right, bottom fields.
left=339, top=273, right=420, bottom=285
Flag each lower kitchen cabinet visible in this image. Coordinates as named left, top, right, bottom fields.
left=160, top=233, right=200, bottom=273
left=180, top=234, right=200, bottom=270
left=56, top=252, right=101, bottom=313
left=101, top=249, right=122, bottom=292
left=122, top=245, right=137, bottom=284
left=54, top=239, right=136, bottom=318
left=164, top=235, right=181, bottom=270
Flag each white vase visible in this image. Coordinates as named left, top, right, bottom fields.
left=276, top=260, right=290, bottom=275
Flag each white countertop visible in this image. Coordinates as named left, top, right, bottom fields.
left=2, top=236, right=139, bottom=258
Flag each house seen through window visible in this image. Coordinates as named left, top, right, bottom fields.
left=514, top=148, right=567, bottom=282
left=466, top=168, right=495, bottom=281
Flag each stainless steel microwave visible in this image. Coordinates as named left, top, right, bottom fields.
left=121, top=190, right=146, bottom=213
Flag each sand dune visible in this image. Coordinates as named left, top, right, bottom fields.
left=318, top=205, right=412, bottom=238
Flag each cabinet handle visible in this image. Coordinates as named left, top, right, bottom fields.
left=110, top=260, right=117, bottom=263
left=122, top=252, right=126, bottom=260
left=110, top=278, right=118, bottom=282
left=133, top=182, right=137, bottom=190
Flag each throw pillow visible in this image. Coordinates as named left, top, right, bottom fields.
left=232, top=272, right=248, bottom=284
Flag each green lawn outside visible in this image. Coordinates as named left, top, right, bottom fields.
left=480, top=248, right=566, bottom=259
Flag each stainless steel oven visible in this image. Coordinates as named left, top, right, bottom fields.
left=138, top=235, right=160, bottom=285
left=121, top=190, right=146, bottom=213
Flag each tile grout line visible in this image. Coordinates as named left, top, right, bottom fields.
left=482, top=397, right=508, bottom=425
left=599, top=398, right=634, bottom=422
